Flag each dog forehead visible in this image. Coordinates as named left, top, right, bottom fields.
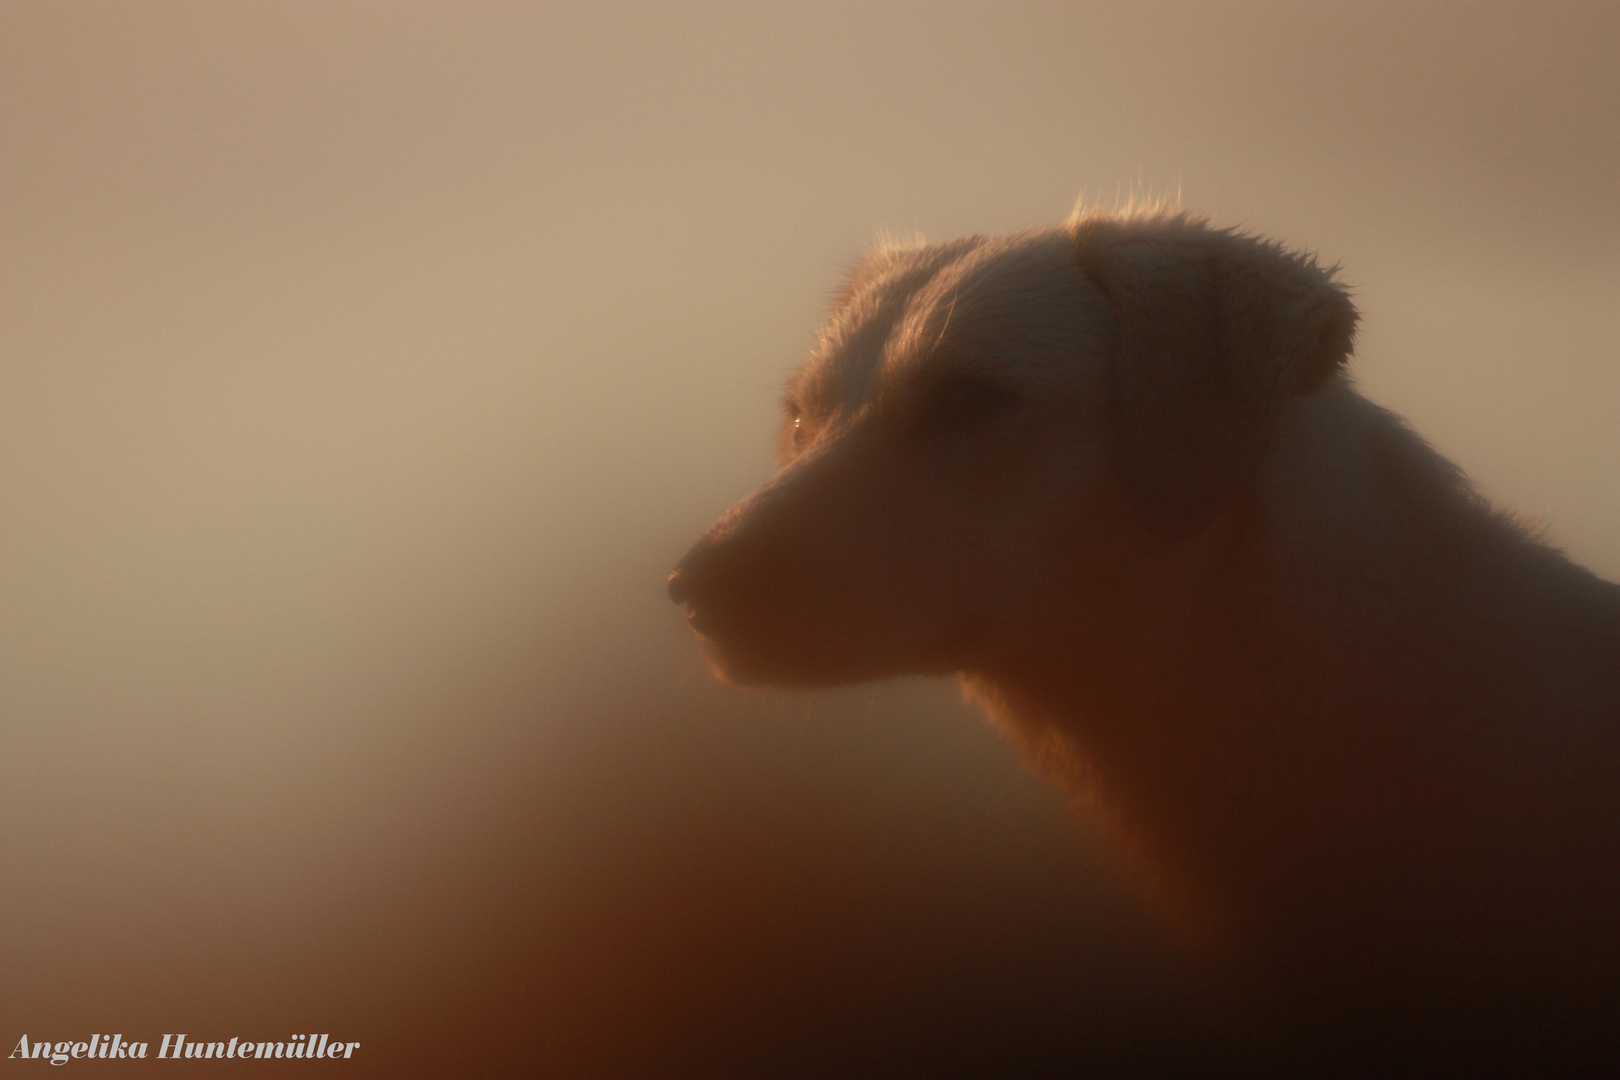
left=790, top=238, right=981, bottom=413
left=890, top=230, right=1083, bottom=365
left=793, top=230, right=1084, bottom=413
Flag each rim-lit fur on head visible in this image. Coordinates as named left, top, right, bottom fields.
left=669, top=209, right=1620, bottom=1057
left=675, top=212, right=1364, bottom=685
left=1071, top=207, right=1357, bottom=537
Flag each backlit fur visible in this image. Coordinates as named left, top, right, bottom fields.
left=668, top=209, right=1620, bottom=1067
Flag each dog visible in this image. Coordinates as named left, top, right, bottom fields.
left=668, top=208, right=1620, bottom=1067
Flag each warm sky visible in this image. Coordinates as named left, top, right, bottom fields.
left=3, top=3, right=1617, bottom=1075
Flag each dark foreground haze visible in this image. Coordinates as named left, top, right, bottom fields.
left=4, top=3, right=1618, bottom=1075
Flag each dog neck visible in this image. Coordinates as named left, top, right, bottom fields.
left=965, top=381, right=1620, bottom=982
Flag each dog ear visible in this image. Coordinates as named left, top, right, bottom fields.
left=1074, top=215, right=1357, bottom=540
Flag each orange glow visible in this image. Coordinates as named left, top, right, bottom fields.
left=3, top=3, right=1616, bottom=1073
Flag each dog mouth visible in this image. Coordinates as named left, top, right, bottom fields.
left=669, top=562, right=980, bottom=688
left=679, top=600, right=724, bottom=640
left=666, top=569, right=716, bottom=635
left=669, top=565, right=854, bottom=686
left=667, top=567, right=754, bottom=664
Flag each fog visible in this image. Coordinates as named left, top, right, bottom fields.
left=3, top=2, right=1617, bottom=1074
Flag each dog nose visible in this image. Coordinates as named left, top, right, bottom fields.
left=667, top=567, right=693, bottom=604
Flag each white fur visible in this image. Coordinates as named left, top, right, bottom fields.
left=669, top=210, right=1620, bottom=1065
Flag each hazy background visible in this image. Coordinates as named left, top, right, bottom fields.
left=4, top=2, right=1617, bottom=1075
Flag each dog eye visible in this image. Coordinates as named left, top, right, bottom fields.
left=783, top=405, right=810, bottom=453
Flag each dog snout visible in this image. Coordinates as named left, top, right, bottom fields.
left=668, top=533, right=725, bottom=607
left=666, top=562, right=711, bottom=633
left=670, top=479, right=793, bottom=609
left=666, top=565, right=694, bottom=604
left=668, top=532, right=746, bottom=637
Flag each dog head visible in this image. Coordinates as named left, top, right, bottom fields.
left=669, top=211, right=1356, bottom=686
